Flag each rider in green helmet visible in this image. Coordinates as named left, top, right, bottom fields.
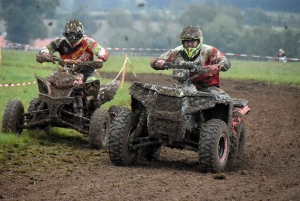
left=150, top=25, right=231, bottom=93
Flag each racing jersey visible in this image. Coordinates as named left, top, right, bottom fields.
left=40, top=35, right=109, bottom=81
left=152, top=44, right=226, bottom=89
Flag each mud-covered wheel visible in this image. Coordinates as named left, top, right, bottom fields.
left=199, top=119, right=230, bottom=173
left=89, top=108, right=110, bottom=149
left=2, top=99, right=24, bottom=134
left=108, top=106, right=130, bottom=124
left=138, top=145, right=161, bottom=161
left=108, top=110, right=138, bottom=166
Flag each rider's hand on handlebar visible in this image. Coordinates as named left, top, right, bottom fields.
left=94, top=58, right=104, bottom=69
left=42, top=53, right=51, bottom=58
left=97, top=58, right=104, bottom=63
left=207, top=64, right=222, bottom=74
left=155, top=60, right=165, bottom=69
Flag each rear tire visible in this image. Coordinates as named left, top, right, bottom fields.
left=2, top=99, right=24, bottom=134
left=89, top=108, right=110, bottom=149
left=108, top=110, right=138, bottom=166
left=199, top=119, right=230, bottom=173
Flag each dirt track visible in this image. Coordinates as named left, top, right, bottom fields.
left=0, top=73, right=299, bottom=201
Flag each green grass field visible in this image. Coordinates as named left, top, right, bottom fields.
left=0, top=49, right=299, bottom=148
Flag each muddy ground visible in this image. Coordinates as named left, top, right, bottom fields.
left=0, top=72, right=299, bottom=201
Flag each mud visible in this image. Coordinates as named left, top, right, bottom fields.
left=0, top=72, right=299, bottom=201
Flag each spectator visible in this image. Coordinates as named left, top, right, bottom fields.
left=278, top=48, right=287, bottom=63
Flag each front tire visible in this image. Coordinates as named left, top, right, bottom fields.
left=108, top=110, right=138, bottom=166
left=89, top=108, right=110, bottom=149
left=2, top=99, right=24, bottom=134
left=199, top=119, right=230, bottom=173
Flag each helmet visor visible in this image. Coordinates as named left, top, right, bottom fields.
left=182, top=39, right=199, bottom=48
left=182, top=38, right=202, bottom=59
left=64, top=32, right=83, bottom=44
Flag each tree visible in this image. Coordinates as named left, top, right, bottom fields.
left=204, top=15, right=241, bottom=53
left=178, top=4, right=217, bottom=29
left=245, top=8, right=272, bottom=26
left=0, top=0, right=59, bottom=44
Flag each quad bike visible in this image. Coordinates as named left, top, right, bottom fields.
left=108, top=61, right=250, bottom=173
left=2, top=55, right=119, bottom=149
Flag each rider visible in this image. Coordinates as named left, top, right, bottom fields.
left=38, top=18, right=109, bottom=82
left=150, top=25, right=231, bottom=95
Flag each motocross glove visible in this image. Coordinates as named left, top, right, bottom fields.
left=95, top=58, right=104, bottom=69
left=218, top=57, right=231, bottom=72
left=208, top=65, right=221, bottom=74
left=156, top=60, right=165, bottom=69
left=42, top=53, right=51, bottom=58
left=220, top=59, right=231, bottom=71
left=193, top=65, right=220, bottom=75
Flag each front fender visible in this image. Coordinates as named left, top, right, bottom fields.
left=35, top=75, right=51, bottom=96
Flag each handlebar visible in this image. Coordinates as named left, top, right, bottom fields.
left=163, top=61, right=217, bottom=75
left=161, top=61, right=222, bottom=83
left=163, top=61, right=198, bottom=70
left=36, top=55, right=103, bottom=70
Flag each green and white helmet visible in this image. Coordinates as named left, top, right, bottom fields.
left=180, top=26, right=203, bottom=59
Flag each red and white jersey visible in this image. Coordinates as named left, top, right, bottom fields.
left=40, top=35, right=109, bottom=62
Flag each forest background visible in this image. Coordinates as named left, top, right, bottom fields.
left=0, top=0, right=299, bottom=58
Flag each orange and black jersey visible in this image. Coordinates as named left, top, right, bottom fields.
left=40, top=35, right=109, bottom=80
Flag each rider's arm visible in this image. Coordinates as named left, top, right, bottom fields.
left=150, top=49, right=173, bottom=70
left=217, top=55, right=231, bottom=72
left=38, top=37, right=62, bottom=57
left=87, top=37, right=109, bottom=69
left=207, top=47, right=231, bottom=73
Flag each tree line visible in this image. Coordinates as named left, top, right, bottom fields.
left=0, top=0, right=299, bottom=58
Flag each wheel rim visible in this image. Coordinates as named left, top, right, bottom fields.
left=218, top=133, right=228, bottom=162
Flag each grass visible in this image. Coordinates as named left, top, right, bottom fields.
left=222, top=60, right=300, bottom=86
left=0, top=49, right=299, bottom=169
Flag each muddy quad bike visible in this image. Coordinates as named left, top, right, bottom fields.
left=2, top=55, right=119, bottom=149
left=108, top=61, right=250, bottom=172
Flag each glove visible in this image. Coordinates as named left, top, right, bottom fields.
left=155, top=60, right=165, bottom=69
left=208, top=65, right=221, bottom=74
left=42, top=53, right=51, bottom=58
left=97, top=58, right=104, bottom=63
left=95, top=58, right=104, bottom=69
left=195, top=65, right=220, bottom=76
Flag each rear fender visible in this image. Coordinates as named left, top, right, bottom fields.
left=232, top=98, right=250, bottom=116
